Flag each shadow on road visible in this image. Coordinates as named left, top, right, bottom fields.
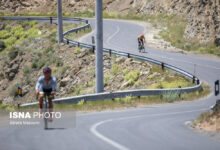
left=45, top=128, right=66, bottom=130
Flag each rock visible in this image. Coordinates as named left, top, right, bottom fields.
left=2, top=84, right=7, bottom=91
left=115, top=57, right=125, bottom=63
left=60, top=77, right=71, bottom=87
left=120, top=81, right=130, bottom=88
left=132, top=60, right=142, bottom=64
left=77, top=51, right=87, bottom=58
left=140, top=70, right=150, bottom=76
left=69, top=1, right=76, bottom=7
left=211, top=99, right=220, bottom=113
left=60, top=43, right=65, bottom=46
left=8, top=72, right=15, bottom=81
left=0, top=72, right=4, bottom=80
left=125, top=58, right=133, bottom=65
left=11, top=64, right=19, bottom=73
left=2, top=97, right=14, bottom=104
left=21, top=2, right=31, bottom=7
left=104, top=62, right=111, bottom=69
left=214, top=38, right=220, bottom=47
left=22, top=85, right=30, bottom=96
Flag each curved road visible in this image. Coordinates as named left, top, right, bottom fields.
left=0, top=18, right=220, bottom=150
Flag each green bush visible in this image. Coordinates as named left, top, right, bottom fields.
left=124, top=70, right=140, bottom=85
left=148, top=74, right=156, bottom=80
left=9, top=83, right=20, bottom=97
left=25, top=76, right=31, bottom=85
left=45, top=46, right=53, bottom=53
left=50, top=37, right=57, bottom=43
left=8, top=47, right=19, bottom=60
left=74, top=86, right=82, bottom=95
left=31, top=61, right=38, bottom=69
left=37, top=59, right=45, bottom=69
left=123, top=69, right=129, bottom=75
left=4, top=37, right=17, bottom=48
left=89, top=79, right=95, bottom=87
left=77, top=100, right=85, bottom=106
left=55, top=57, right=63, bottom=67
left=23, top=66, right=30, bottom=75
left=111, top=64, right=120, bottom=75
left=197, top=112, right=211, bottom=123
left=208, top=49, right=214, bottom=54
left=61, top=66, right=70, bottom=74
left=104, top=74, right=111, bottom=85
left=0, top=30, right=10, bottom=39
left=0, top=40, right=6, bottom=52
left=74, top=47, right=81, bottom=54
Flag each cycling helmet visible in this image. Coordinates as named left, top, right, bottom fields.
left=43, top=67, right=51, bottom=73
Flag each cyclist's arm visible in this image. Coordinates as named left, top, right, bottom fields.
left=51, top=77, right=57, bottom=95
left=35, top=77, right=42, bottom=95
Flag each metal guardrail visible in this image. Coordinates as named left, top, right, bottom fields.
left=0, top=16, right=202, bottom=106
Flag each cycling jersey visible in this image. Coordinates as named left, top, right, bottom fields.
left=35, top=76, right=57, bottom=92
left=139, top=35, right=145, bottom=39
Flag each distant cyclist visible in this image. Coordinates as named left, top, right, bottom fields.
left=35, top=67, right=57, bottom=121
left=138, top=34, right=146, bottom=52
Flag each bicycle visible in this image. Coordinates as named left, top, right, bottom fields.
left=138, top=43, right=145, bottom=53
left=37, top=92, right=53, bottom=129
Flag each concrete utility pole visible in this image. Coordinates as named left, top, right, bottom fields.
left=57, top=0, right=63, bottom=43
left=95, top=0, right=104, bottom=93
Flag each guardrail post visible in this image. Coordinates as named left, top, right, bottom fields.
left=128, top=53, right=130, bottom=58
left=86, top=20, right=88, bottom=24
left=160, top=86, right=163, bottom=99
left=109, top=49, right=112, bottom=57
left=77, top=42, right=80, bottom=47
left=138, top=96, right=141, bottom=102
left=215, top=80, right=219, bottom=96
left=193, top=76, right=195, bottom=84
left=178, top=86, right=181, bottom=98
left=161, top=62, right=165, bottom=70
left=197, top=79, right=200, bottom=85
left=50, top=17, right=53, bottom=24
left=92, top=46, right=95, bottom=53
left=67, top=39, right=69, bottom=45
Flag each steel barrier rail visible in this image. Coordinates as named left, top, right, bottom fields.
left=0, top=16, right=202, bottom=106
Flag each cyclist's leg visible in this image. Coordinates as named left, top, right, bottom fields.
left=48, top=94, right=54, bottom=121
left=138, top=38, right=141, bottom=52
left=141, top=39, right=144, bottom=47
left=38, top=87, right=44, bottom=117
left=38, top=95, right=43, bottom=117
left=142, top=39, right=145, bottom=52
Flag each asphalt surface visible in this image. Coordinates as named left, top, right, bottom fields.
left=0, top=18, right=220, bottom=150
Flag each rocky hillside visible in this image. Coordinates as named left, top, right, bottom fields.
left=0, top=0, right=219, bottom=45
left=0, top=20, right=194, bottom=106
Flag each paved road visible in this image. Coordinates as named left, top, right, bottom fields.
left=0, top=18, right=220, bottom=150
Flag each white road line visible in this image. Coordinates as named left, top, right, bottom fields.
left=90, top=120, right=130, bottom=150
left=90, top=108, right=208, bottom=150
left=106, top=25, right=120, bottom=45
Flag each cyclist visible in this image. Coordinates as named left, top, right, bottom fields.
left=35, top=67, right=57, bottom=121
left=138, top=34, right=146, bottom=52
